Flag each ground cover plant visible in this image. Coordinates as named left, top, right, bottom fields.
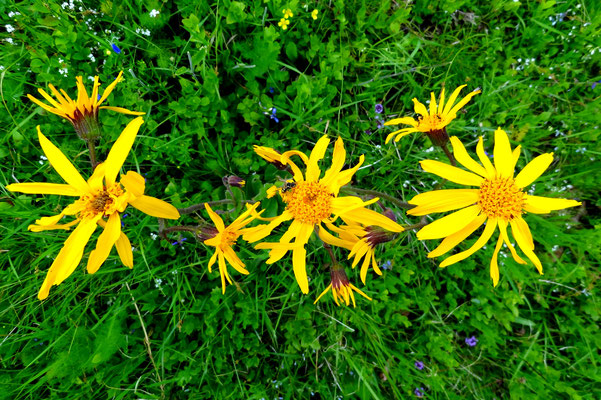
left=1, top=0, right=600, bottom=399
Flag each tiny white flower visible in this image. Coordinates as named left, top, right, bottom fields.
left=149, top=9, right=160, bottom=18
left=6, top=24, right=15, bottom=33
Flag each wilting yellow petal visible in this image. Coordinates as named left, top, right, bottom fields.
left=87, top=213, right=121, bottom=274
left=99, top=106, right=145, bottom=115
left=37, top=127, right=89, bottom=193
left=104, top=117, right=144, bottom=185
left=439, top=217, right=498, bottom=268
left=97, top=71, right=123, bottom=106
left=129, top=195, right=180, bottom=219
left=428, top=214, right=487, bottom=258
left=417, top=205, right=481, bottom=240
left=514, top=153, right=554, bottom=188
left=6, top=182, right=81, bottom=196
left=314, top=284, right=332, bottom=304
left=420, top=160, right=484, bottom=187
left=493, top=128, right=514, bottom=178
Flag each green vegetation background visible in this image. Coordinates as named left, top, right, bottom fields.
left=1, top=0, right=600, bottom=398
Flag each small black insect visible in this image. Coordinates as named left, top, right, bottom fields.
left=281, top=180, right=297, bottom=193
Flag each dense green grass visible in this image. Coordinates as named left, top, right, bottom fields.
left=1, top=0, right=600, bottom=399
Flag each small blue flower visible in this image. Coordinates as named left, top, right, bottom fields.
left=414, top=361, right=424, bottom=370
left=375, top=103, right=383, bottom=114
left=269, top=108, right=279, bottom=123
left=414, top=387, right=425, bottom=397
left=381, top=260, right=392, bottom=270
left=111, top=43, right=122, bottom=54
left=465, top=336, right=478, bottom=347
left=269, top=87, right=275, bottom=93
left=171, top=237, right=188, bottom=246
left=592, top=80, right=601, bottom=90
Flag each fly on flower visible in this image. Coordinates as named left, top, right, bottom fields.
left=6, top=117, right=180, bottom=299
left=409, top=128, right=581, bottom=285
left=384, top=85, right=481, bottom=146
left=27, top=71, right=144, bottom=140
left=244, top=135, right=403, bottom=294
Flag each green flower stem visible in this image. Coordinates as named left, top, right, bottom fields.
left=442, top=144, right=456, bottom=166
left=87, top=139, right=98, bottom=168
left=344, top=186, right=415, bottom=210
left=404, top=221, right=429, bottom=231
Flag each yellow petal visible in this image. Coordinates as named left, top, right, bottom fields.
left=115, top=231, right=134, bottom=268
left=498, top=219, right=526, bottom=264
left=514, top=153, right=554, bottom=188
left=438, top=217, right=497, bottom=268
left=475, top=136, right=496, bottom=178
left=87, top=213, right=121, bottom=274
left=408, top=190, right=479, bottom=216
left=437, top=87, right=446, bottom=114
left=343, top=207, right=403, bottom=232
left=38, top=217, right=99, bottom=300
left=412, top=98, right=429, bottom=117
left=75, top=76, right=91, bottom=112
left=223, top=246, right=248, bottom=275
left=490, top=235, right=504, bottom=287
left=120, top=170, right=146, bottom=198
left=292, top=224, right=313, bottom=294
left=493, top=128, right=514, bottom=178
left=417, top=205, right=481, bottom=240
left=446, top=87, right=481, bottom=116
left=97, top=71, right=123, bottom=106
left=104, top=117, right=144, bottom=185
left=313, top=284, right=332, bottom=304
left=6, top=182, right=81, bottom=196
left=385, top=129, right=416, bottom=144
left=420, top=160, right=484, bottom=187
left=332, top=154, right=364, bottom=192
left=509, top=218, right=542, bottom=274
left=321, top=137, right=346, bottom=186
left=305, top=135, right=330, bottom=182
left=524, top=195, right=581, bottom=214
left=511, top=217, right=534, bottom=250
left=428, top=214, right=487, bottom=258
left=243, top=211, right=292, bottom=243
left=99, top=106, right=145, bottom=115
left=37, top=127, right=89, bottom=193
left=318, top=224, right=350, bottom=249
left=87, top=163, right=106, bottom=191
left=204, top=203, right=225, bottom=231
left=259, top=220, right=303, bottom=263
left=450, top=136, right=488, bottom=177
left=383, top=117, right=418, bottom=127
left=129, top=195, right=180, bottom=219
left=441, top=85, right=467, bottom=115
left=429, top=91, right=437, bottom=115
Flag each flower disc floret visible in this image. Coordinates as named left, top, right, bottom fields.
left=478, top=178, right=524, bottom=220
left=283, top=181, right=332, bottom=224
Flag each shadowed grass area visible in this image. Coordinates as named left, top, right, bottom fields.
left=1, top=0, right=600, bottom=399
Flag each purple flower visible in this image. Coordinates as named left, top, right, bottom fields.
left=111, top=43, right=121, bottom=54
left=592, top=80, right=601, bottom=90
left=364, top=129, right=372, bottom=135
left=171, top=237, right=188, bottom=246
left=375, top=103, right=383, bottom=114
left=414, top=360, right=424, bottom=370
left=414, top=387, right=425, bottom=398
left=376, top=117, right=384, bottom=129
left=465, top=336, right=478, bottom=347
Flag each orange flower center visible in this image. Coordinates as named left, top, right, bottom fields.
left=418, top=114, right=446, bottom=132
left=220, top=229, right=239, bottom=248
left=81, top=183, right=125, bottom=218
left=478, top=177, right=525, bottom=220
left=283, top=181, right=332, bottom=224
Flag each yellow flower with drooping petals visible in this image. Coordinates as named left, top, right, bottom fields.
left=6, top=117, right=180, bottom=299
left=244, top=135, right=403, bottom=294
left=384, top=85, right=481, bottom=145
left=314, top=265, right=372, bottom=307
left=203, top=202, right=263, bottom=294
left=409, top=128, right=581, bottom=286
left=27, top=71, right=144, bottom=139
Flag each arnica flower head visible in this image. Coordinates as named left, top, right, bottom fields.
left=6, top=117, right=180, bottom=300
left=203, top=202, right=262, bottom=294
left=278, top=17, right=290, bottom=30
left=408, top=128, right=581, bottom=286
left=329, top=221, right=401, bottom=283
left=27, top=71, right=145, bottom=141
left=244, top=135, right=403, bottom=293
left=384, top=85, right=481, bottom=146
left=314, top=265, right=371, bottom=307
left=465, top=335, right=478, bottom=347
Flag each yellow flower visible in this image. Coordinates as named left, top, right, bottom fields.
left=278, top=17, right=290, bottom=30
left=384, top=85, right=481, bottom=146
left=203, top=202, right=262, bottom=294
left=27, top=71, right=145, bottom=140
left=282, top=8, right=294, bottom=18
left=314, top=265, right=372, bottom=307
left=244, top=135, right=403, bottom=293
left=311, top=9, right=318, bottom=20
left=408, top=128, right=581, bottom=286
left=6, top=117, right=180, bottom=299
